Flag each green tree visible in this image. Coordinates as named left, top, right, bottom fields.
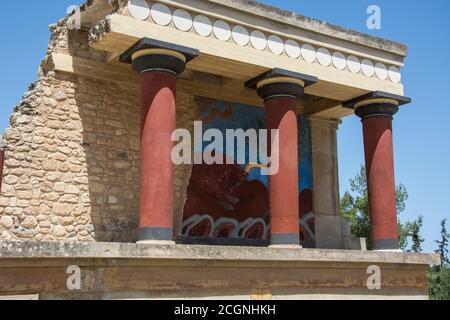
left=427, top=267, right=450, bottom=300
left=435, top=219, right=449, bottom=267
left=406, top=215, right=424, bottom=253
left=428, top=219, right=450, bottom=300
left=340, top=166, right=415, bottom=251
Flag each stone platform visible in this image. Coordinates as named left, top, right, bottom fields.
left=0, top=241, right=440, bottom=300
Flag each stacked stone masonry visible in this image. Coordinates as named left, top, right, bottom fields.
left=0, top=20, right=199, bottom=242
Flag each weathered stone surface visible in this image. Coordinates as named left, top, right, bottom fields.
left=51, top=203, right=72, bottom=217
left=107, top=196, right=118, bottom=204
left=53, top=91, right=67, bottom=102
left=0, top=216, right=14, bottom=229
left=54, top=182, right=66, bottom=192
left=64, top=185, right=80, bottom=195
left=21, top=216, right=38, bottom=229
left=0, top=22, right=146, bottom=242
left=0, top=241, right=437, bottom=300
left=16, top=191, right=33, bottom=200
left=52, top=226, right=67, bottom=238
left=0, top=198, right=10, bottom=207
left=0, top=241, right=440, bottom=266
left=42, top=159, right=59, bottom=171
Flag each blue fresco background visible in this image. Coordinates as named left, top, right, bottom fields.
left=197, top=98, right=313, bottom=193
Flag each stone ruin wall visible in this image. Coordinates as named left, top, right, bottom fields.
left=0, top=16, right=199, bottom=242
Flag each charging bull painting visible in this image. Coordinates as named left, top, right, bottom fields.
left=182, top=97, right=314, bottom=245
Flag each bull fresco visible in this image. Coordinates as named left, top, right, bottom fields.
left=181, top=97, right=314, bottom=244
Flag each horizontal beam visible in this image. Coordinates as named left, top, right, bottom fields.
left=49, top=53, right=350, bottom=117
left=313, top=105, right=353, bottom=118
left=49, top=53, right=265, bottom=107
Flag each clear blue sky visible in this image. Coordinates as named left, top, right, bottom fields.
left=0, top=1, right=449, bottom=252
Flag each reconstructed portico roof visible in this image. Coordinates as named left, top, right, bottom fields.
left=78, top=0, right=407, bottom=56
left=204, top=0, right=407, bottom=57
left=57, top=0, right=410, bottom=118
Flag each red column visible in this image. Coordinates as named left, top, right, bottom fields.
left=138, top=71, right=177, bottom=242
left=345, top=93, right=409, bottom=251
left=265, top=97, right=300, bottom=246
left=362, top=115, right=399, bottom=250
left=119, top=39, right=198, bottom=243
left=245, top=70, right=316, bottom=247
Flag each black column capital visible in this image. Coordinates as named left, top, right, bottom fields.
left=343, top=91, right=411, bottom=120
left=245, top=68, right=317, bottom=101
left=119, top=37, right=199, bottom=75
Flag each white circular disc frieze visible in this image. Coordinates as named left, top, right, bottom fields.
left=128, top=0, right=150, bottom=21
left=332, top=51, right=346, bottom=70
left=361, top=59, right=375, bottom=77
left=388, top=66, right=402, bottom=84
left=268, top=35, right=284, bottom=55
left=301, top=44, right=316, bottom=63
left=213, top=20, right=232, bottom=41
left=375, top=62, right=388, bottom=80
left=232, top=25, right=250, bottom=46
left=172, top=9, right=192, bottom=31
left=250, top=30, right=267, bottom=50
left=193, top=15, right=212, bottom=37
left=347, top=55, right=361, bottom=74
left=285, top=39, right=301, bottom=59
left=317, top=47, right=332, bottom=66
left=150, top=3, right=172, bottom=26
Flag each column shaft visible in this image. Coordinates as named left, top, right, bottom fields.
left=119, top=38, right=198, bottom=243
left=266, top=97, right=300, bottom=245
left=138, top=71, right=177, bottom=241
left=362, top=116, right=399, bottom=250
left=245, top=69, right=317, bottom=247
left=344, top=92, right=411, bottom=251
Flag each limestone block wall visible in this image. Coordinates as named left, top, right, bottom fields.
left=0, top=21, right=198, bottom=242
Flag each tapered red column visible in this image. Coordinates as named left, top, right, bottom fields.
left=120, top=38, right=198, bottom=243
left=362, top=114, right=398, bottom=250
left=246, top=69, right=317, bottom=247
left=265, top=96, right=300, bottom=246
left=344, top=92, right=411, bottom=251
left=137, top=70, right=177, bottom=242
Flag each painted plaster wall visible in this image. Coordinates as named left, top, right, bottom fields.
left=181, top=98, right=315, bottom=244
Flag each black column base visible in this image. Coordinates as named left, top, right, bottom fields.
left=270, top=233, right=300, bottom=246
left=372, top=238, right=400, bottom=251
left=137, top=227, right=173, bottom=242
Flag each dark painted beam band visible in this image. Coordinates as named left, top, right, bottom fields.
left=245, top=68, right=317, bottom=89
left=132, top=54, right=186, bottom=75
left=137, top=227, right=173, bottom=242
left=343, top=90, right=411, bottom=110
left=355, top=103, right=399, bottom=119
left=120, top=37, right=199, bottom=64
left=271, top=233, right=300, bottom=245
left=140, top=68, right=179, bottom=76
left=264, top=94, right=298, bottom=102
left=257, top=82, right=305, bottom=101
